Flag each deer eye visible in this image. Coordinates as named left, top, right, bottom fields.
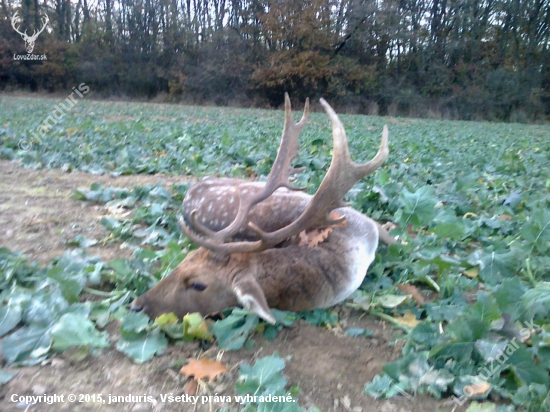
left=190, top=282, right=207, bottom=292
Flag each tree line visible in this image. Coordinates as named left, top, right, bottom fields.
left=1, top=0, right=549, bottom=121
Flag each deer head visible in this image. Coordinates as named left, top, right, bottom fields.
left=11, top=12, right=49, bottom=54
left=131, top=94, right=390, bottom=324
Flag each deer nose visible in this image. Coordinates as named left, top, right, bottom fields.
left=130, top=301, right=144, bottom=312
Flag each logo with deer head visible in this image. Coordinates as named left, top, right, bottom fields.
left=11, top=11, right=49, bottom=54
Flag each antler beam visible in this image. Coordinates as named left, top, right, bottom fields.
left=180, top=97, right=389, bottom=254
left=189, top=92, right=309, bottom=243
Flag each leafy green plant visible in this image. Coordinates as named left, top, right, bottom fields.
left=236, top=355, right=302, bottom=412
left=1, top=96, right=549, bottom=407
left=0, top=249, right=115, bottom=367
left=116, top=312, right=168, bottom=363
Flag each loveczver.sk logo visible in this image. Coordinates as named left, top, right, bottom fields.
left=11, top=11, right=48, bottom=60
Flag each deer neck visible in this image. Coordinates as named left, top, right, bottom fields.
left=227, top=210, right=378, bottom=312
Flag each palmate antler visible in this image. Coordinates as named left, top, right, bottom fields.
left=180, top=96, right=389, bottom=254
left=186, top=93, right=309, bottom=244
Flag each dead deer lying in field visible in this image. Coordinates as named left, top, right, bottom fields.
left=131, top=94, right=393, bottom=324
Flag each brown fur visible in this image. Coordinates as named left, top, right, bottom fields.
left=132, top=206, right=379, bottom=323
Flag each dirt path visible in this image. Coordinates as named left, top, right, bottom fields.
left=0, top=159, right=456, bottom=412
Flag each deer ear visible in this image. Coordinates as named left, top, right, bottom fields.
left=232, top=277, right=276, bottom=324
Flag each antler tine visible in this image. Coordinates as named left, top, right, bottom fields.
left=183, top=98, right=389, bottom=255
left=11, top=12, right=26, bottom=36
left=31, top=13, right=49, bottom=38
left=320, top=98, right=389, bottom=182
left=246, top=99, right=389, bottom=247
left=180, top=217, right=265, bottom=254
left=190, top=92, right=309, bottom=243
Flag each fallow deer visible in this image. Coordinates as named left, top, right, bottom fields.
left=131, top=94, right=393, bottom=324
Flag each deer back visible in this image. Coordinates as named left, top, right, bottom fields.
left=183, top=179, right=313, bottom=241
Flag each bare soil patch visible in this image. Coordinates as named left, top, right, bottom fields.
left=0, top=160, right=185, bottom=264
left=0, top=160, right=456, bottom=412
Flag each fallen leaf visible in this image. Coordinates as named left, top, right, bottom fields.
left=298, top=211, right=349, bottom=247
left=397, top=284, right=425, bottom=306
left=154, top=312, right=179, bottom=326
left=464, top=382, right=491, bottom=397
left=183, top=312, right=213, bottom=341
left=183, top=379, right=198, bottom=395
left=299, top=227, right=333, bottom=247
left=498, top=214, right=513, bottom=221
left=180, top=358, right=227, bottom=380
left=298, top=231, right=308, bottom=246
left=329, top=210, right=347, bottom=226
left=308, top=227, right=332, bottom=246
left=393, top=312, right=420, bottom=328
left=374, top=294, right=409, bottom=309
left=463, top=267, right=479, bottom=278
